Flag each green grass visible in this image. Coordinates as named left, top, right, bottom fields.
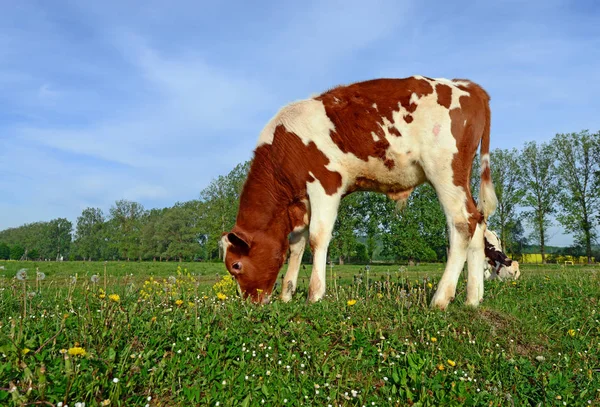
left=1, top=260, right=599, bottom=406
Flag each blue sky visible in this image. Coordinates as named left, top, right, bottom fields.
left=1, top=0, right=599, bottom=246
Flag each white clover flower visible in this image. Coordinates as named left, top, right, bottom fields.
left=112, top=378, right=119, bottom=383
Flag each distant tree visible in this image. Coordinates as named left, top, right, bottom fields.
left=553, top=130, right=600, bottom=263
left=156, top=203, right=202, bottom=261
left=41, top=218, right=72, bottom=261
left=330, top=194, right=360, bottom=265
left=75, top=208, right=105, bottom=261
left=470, top=153, right=480, bottom=201
left=109, top=200, right=146, bottom=261
left=354, top=242, right=369, bottom=263
left=140, top=208, right=167, bottom=261
left=520, top=141, right=557, bottom=263
left=10, top=244, right=24, bottom=260
left=504, top=219, right=528, bottom=257
left=28, top=248, right=40, bottom=260
left=199, top=161, right=250, bottom=260
left=355, top=192, right=389, bottom=261
left=380, top=184, right=446, bottom=262
left=0, top=242, right=10, bottom=260
left=488, top=148, right=525, bottom=252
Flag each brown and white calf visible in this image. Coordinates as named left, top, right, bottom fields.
left=222, top=76, right=498, bottom=309
left=484, top=229, right=521, bottom=280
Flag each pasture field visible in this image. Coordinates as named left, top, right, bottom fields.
left=0, top=260, right=599, bottom=406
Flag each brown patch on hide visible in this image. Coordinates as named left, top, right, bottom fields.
left=315, top=77, right=434, bottom=166
left=435, top=83, right=453, bottom=109
left=388, top=126, right=402, bottom=137
left=271, top=125, right=343, bottom=196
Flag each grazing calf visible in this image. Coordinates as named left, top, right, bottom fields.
left=484, top=229, right=521, bottom=280
left=222, top=76, right=498, bottom=309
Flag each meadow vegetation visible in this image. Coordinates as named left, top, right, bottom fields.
left=1, top=260, right=599, bottom=406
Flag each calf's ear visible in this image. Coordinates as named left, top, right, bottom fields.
left=225, top=229, right=252, bottom=251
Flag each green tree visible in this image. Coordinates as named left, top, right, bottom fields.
left=520, top=141, right=557, bottom=263
left=156, top=203, right=202, bottom=261
left=553, top=130, right=600, bottom=263
left=75, top=208, right=106, bottom=261
left=0, top=242, right=10, bottom=260
left=10, top=244, right=24, bottom=260
left=355, top=192, right=389, bottom=261
left=109, top=200, right=146, bottom=261
left=470, top=153, right=481, bottom=201
left=140, top=208, right=167, bottom=261
left=380, top=184, right=446, bottom=262
left=199, top=161, right=250, bottom=260
left=45, top=218, right=73, bottom=260
left=330, top=194, right=360, bottom=264
left=488, top=148, right=525, bottom=252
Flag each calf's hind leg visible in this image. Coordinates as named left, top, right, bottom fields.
left=428, top=181, right=484, bottom=309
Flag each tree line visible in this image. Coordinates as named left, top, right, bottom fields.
left=1, top=130, right=598, bottom=264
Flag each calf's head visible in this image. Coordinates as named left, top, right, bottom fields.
left=221, top=229, right=288, bottom=303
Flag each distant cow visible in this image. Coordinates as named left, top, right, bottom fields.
left=484, top=230, right=521, bottom=280
left=222, top=76, right=497, bottom=310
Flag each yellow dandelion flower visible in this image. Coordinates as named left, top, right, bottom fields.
left=217, top=292, right=227, bottom=300
left=437, top=363, right=445, bottom=371
left=427, top=283, right=433, bottom=289
left=447, top=359, right=456, bottom=367
left=63, top=313, right=70, bottom=319
left=150, top=316, right=157, bottom=323
left=22, top=348, right=30, bottom=355
left=101, top=399, right=111, bottom=406
left=377, top=293, right=383, bottom=299
left=109, top=294, right=120, bottom=302
left=431, top=337, right=437, bottom=343
left=347, top=299, right=357, bottom=306
left=175, top=299, right=183, bottom=306
left=512, top=281, right=517, bottom=285
left=99, top=294, right=106, bottom=299
left=68, top=347, right=87, bottom=357
left=568, top=329, right=576, bottom=337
